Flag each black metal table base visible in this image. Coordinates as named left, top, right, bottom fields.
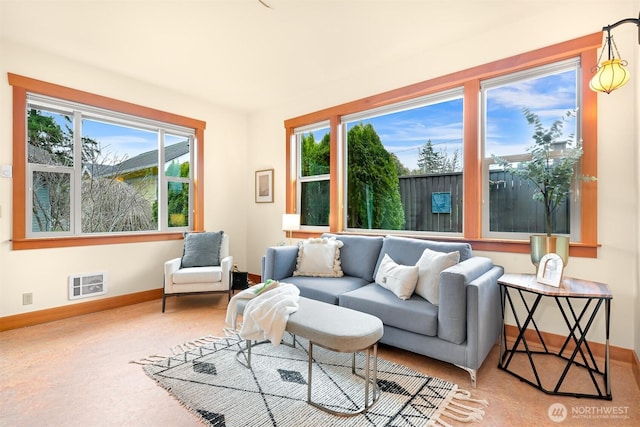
left=499, top=286, right=611, bottom=400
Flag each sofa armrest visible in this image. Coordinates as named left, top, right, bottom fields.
left=261, top=245, right=299, bottom=281
left=438, top=257, right=495, bottom=344
left=464, top=264, right=504, bottom=370
left=220, top=255, right=234, bottom=288
left=164, top=257, right=182, bottom=289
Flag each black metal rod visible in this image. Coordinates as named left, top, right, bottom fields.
left=602, top=12, right=640, bottom=44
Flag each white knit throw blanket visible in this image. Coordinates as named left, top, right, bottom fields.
left=225, top=282, right=300, bottom=346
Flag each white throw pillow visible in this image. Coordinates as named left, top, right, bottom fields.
left=414, top=248, right=460, bottom=305
left=374, top=254, right=419, bottom=300
left=293, top=237, right=344, bottom=277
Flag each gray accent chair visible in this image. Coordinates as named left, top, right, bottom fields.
left=261, top=233, right=503, bottom=387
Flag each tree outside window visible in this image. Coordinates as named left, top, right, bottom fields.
left=26, top=102, right=194, bottom=236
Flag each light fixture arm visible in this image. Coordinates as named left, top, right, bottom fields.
left=601, top=13, right=640, bottom=45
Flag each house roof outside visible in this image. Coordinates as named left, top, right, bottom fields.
left=84, top=140, right=189, bottom=178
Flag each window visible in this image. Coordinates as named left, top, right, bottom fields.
left=10, top=74, right=206, bottom=249
left=481, top=60, right=582, bottom=240
left=295, top=122, right=331, bottom=228
left=284, top=33, right=600, bottom=257
left=341, top=90, right=464, bottom=234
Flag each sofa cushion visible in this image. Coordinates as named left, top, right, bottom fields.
left=293, top=237, right=344, bottom=277
left=172, top=266, right=223, bottom=284
left=181, top=231, right=224, bottom=268
left=374, top=254, right=419, bottom=300
left=415, top=248, right=460, bottom=305
left=322, top=234, right=383, bottom=282
left=280, top=276, right=368, bottom=305
left=339, top=285, right=438, bottom=337
left=374, top=235, right=471, bottom=278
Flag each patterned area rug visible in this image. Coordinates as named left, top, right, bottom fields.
left=135, top=333, right=487, bottom=427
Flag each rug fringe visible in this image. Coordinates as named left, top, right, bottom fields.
left=171, top=335, right=222, bottom=354
left=223, top=326, right=240, bottom=336
left=430, top=387, right=488, bottom=426
left=130, top=354, right=171, bottom=365
left=129, top=334, right=227, bottom=365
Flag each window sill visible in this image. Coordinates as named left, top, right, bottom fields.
left=290, top=231, right=599, bottom=259
left=11, top=232, right=187, bottom=250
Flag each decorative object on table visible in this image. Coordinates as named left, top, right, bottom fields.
left=536, top=253, right=564, bottom=287
left=281, top=213, right=300, bottom=245
left=135, top=332, right=489, bottom=426
left=590, top=12, right=640, bottom=94
left=255, top=168, right=274, bottom=203
left=493, top=108, right=596, bottom=268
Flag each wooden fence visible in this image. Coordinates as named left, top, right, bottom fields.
left=398, top=171, right=569, bottom=233
left=398, top=172, right=463, bottom=232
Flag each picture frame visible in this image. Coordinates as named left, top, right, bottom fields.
left=255, top=169, right=274, bottom=203
left=536, top=253, right=564, bottom=287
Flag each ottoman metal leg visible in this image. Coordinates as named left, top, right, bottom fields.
left=307, top=341, right=380, bottom=417
left=236, top=334, right=297, bottom=369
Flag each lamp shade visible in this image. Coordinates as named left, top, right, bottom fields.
left=282, top=213, right=301, bottom=231
left=590, top=59, right=630, bottom=93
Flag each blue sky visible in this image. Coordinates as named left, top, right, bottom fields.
left=346, top=98, right=464, bottom=171
left=42, top=69, right=576, bottom=171
left=82, top=119, right=158, bottom=163
left=309, top=68, right=577, bottom=172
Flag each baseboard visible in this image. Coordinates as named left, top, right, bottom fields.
left=249, top=273, right=261, bottom=284
left=633, top=350, right=640, bottom=390
left=0, top=288, right=163, bottom=332
left=504, top=324, right=636, bottom=365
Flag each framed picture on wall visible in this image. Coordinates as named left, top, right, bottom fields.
left=255, top=169, right=274, bottom=203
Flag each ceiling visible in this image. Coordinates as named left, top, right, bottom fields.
left=2, top=0, right=555, bottom=113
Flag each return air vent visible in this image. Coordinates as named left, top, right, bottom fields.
left=68, top=272, right=107, bottom=300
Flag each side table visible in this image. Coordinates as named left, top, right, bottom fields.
left=498, top=273, right=612, bottom=400
left=232, top=270, right=249, bottom=292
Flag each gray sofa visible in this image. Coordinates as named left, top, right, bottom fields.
left=261, top=233, right=504, bottom=387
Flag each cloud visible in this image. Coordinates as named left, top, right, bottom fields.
left=94, top=135, right=157, bottom=161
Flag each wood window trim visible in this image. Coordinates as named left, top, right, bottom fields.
left=8, top=73, right=206, bottom=250
left=284, top=33, right=601, bottom=258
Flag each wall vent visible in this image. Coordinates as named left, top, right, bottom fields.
left=68, top=272, right=107, bottom=300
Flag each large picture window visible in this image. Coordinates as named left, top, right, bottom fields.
left=482, top=60, right=581, bottom=240
left=10, top=74, right=206, bottom=249
left=342, top=90, right=464, bottom=234
left=284, top=33, right=600, bottom=257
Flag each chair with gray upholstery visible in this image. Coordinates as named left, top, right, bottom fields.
left=163, top=232, right=233, bottom=312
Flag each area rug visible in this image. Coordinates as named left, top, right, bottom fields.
left=134, top=332, right=487, bottom=426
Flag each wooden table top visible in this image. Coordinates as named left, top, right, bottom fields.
left=498, top=273, right=612, bottom=299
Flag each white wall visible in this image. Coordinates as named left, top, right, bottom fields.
left=246, top=1, right=640, bottom=354
left=0, top=1, right=637, bottom=359
left=0, top=40, right=249, bottom=316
